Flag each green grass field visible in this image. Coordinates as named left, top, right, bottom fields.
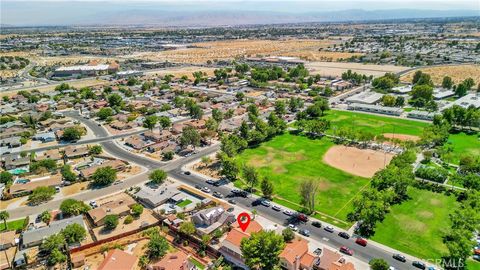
left=234, top=133, right=370, bottom=224
left=0, top=218, right=25, bottom=232
left=323, top=110, right=429, bottom=136
left=372, top=187, right=457, bottom=261
left=467, top=260, right=480, bottom=270
left=177, top=199, right=193, bottom=208
left=446, top=132, right=480, bottom=164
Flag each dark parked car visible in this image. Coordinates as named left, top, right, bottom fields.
left=311, top=221, right=322, bottom=228
left=228, top=199, right=236, bottom=204
left=226, top=207, right=235, bottom=212
left=299, top=229, right=310, bottom=237
left=206, top=179, right=215, bottom=185
left=355, top=237, right=368, bottom=247
left=252, top=199, right=262, bottom=206
left=338, top=232, right=350, bottom=239
left=213, top=191, right=223, bottom=198
left=195, top=184, right=201, bottom=189
left=184, top=171, right=191, bottom=175
left=296, top=213, right=308, bottom=222
left=393, top=254, right=407, bottom=262
left=412, top=261, right=426, bottom=269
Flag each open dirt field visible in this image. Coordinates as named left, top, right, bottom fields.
left=133, top=39, right=345, bottom=64
left=144, top=66, right=217, bottom=79
left=306, top=61, right=408, bottom=77
left=401, top=64, right=480, bottom=85
left=323, top=145, right=395, bottom=178
left=383, top=133, right=420, bottom=142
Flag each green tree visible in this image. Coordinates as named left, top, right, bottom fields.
left=91, top=166, right=117, bottom=186
left=219, top=154, right=239, bottom=181
left=299, top=180, right=319, bottom=214
left=158, top=116, right=172, bottom=129
left=41, top=233, right=66, bottom=251
left=180, top=126, right=201, bottom=149
left=62, top=127, right=83, bottom=141
left=131, top=203, right=144, bottom=218
left=442, top=76, right=454, bottom=89
left=149, top=169, right=167, bottom=185
left=61, top=223, right=86, bottom=244
left=48, top=248, right=67, bottom=266
left=0, top=171, right=13, bottom=185
left=260, top=177, right=274, bottom=199
left=96, top=107, right=114, bottom=120
left=60, top=199, right=90, bottom=216
left=0, top=211, right=9, bottom=229
left=143, top=115, right=158, bottom=130
left=240, top=230, right=285, bottom=270
left=107, top=93, right=122, bottom=107
left=282, top=228, right=295, bottom=242
left=243, top=165, right=259, bottom=191
left=274, top=100, right=286, bottom=116
left=40, top=210, right=51, bottom=224
left=178, top=221, right=196, bottom=235
left=29, top=186, right=56, bottom=205
left=212, top=108, right=224, bottom=122
left=89, top=145, right=103, bottom=155
left=455, top=83, right=468, bottom=97
left=163, top=151, right=174, bottom=160
left=104, top=214, right=119, bottom=230
left=369, top=258, right=390, bottom=270
left=147, top=234, right=169, bottom=259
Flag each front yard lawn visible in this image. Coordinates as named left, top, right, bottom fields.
left=0, top=217, right=25, bottom=232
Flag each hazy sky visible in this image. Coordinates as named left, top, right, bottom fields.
left=2, top=0, right=479, bottom=26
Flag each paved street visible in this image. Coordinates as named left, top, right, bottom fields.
left=3, top=111, right=436, bottom=270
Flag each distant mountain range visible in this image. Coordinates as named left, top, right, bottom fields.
left=2, top=1, right=479, bottom=27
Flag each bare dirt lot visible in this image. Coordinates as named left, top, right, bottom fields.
left=401, top=64, right=480, bottom=85
left=323, top=145, right=395, bottom=178
left=133, top=39, right=352, bottom=64
left=306, top=61, right=408, bottom=77
left=144, top=66, right=217, bottom=80
left=383, top=133, right=420, bottom=142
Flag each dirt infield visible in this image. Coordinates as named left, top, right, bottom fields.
left=383, top=133, right=420, bottom=142
left=323, top=145, right=395, bottom=178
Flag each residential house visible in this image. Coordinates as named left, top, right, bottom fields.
left=147, top=250, right=192, bottom=270
left=125, top=136, right=147, bottom=150
left=135, top=186, right=181, bottom=208
left=9, top=175, right=62, bottom=197
left=110, top=121, right=134, bottom=130
left=192, top=207, right=235, bottom=235
left=143, top=130, right=172, bottom=142
left=21, top=215, right=85, bottom=248
left=36, top=149, right=62, bottom=161
left=97, top=249, right=138, bottom=270
left=279, top=238, right=317, bottom=270
left=3, top=156, right=30, bottom=170
left=64, top=146, right=90, bottom=159
left=79, top=159, right=127, bottom=179
left=0, top=136, right=22, bottom=148
left=87, top=194, right=136, bottom=226
left=219, top=220, right=263, bottom=269
left=316, top=249, right=355, bottom=270
left=32, top=132, right=56, bottom=143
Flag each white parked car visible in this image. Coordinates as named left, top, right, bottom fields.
left=283, top=210, right=293, bottom=216
left=288, top=224, right=298, bottom=231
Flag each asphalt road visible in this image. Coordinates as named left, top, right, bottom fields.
left=5, top=112, right=430, bottom=270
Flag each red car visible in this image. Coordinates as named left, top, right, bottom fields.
left=355, top=237, right=368, bottom=247
left=340, top=246, right=354, bottom=256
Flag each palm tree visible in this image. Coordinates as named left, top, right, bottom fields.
left=0, top=211, right=9, bottom=230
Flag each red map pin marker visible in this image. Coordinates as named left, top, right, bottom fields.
left=237, top=212, right=251, bottom=232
